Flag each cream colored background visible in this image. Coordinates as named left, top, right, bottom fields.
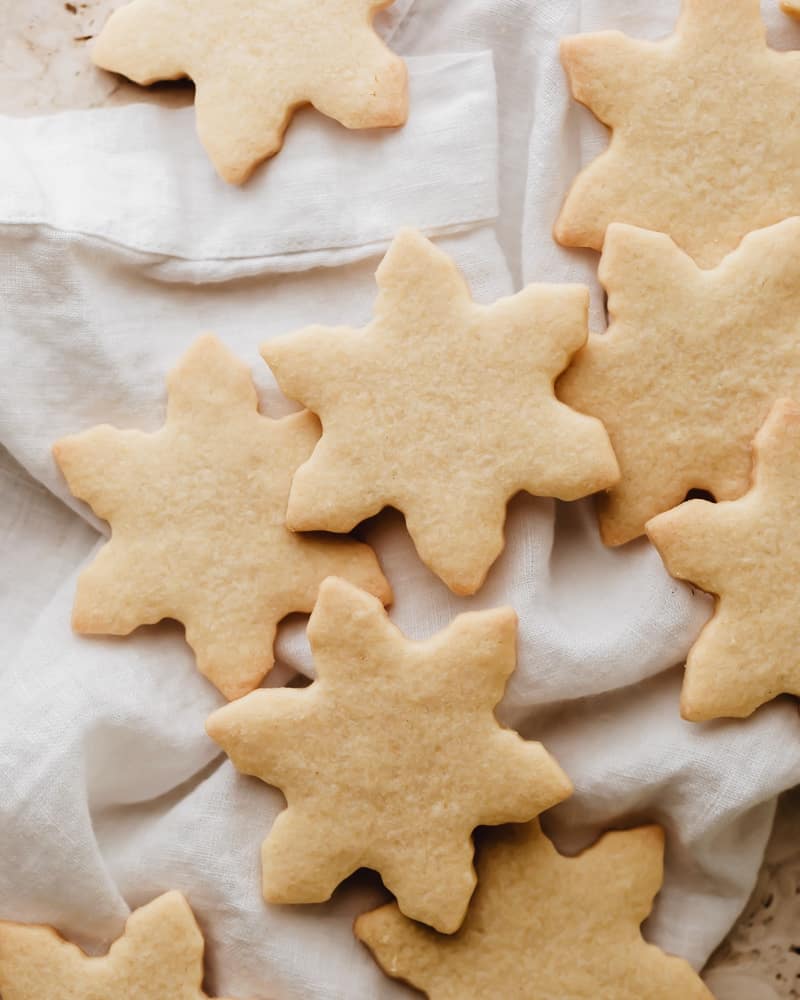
left=2, top=2, right=798, bottom=998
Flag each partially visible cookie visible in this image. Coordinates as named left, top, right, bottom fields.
left=54, top=334, right=390, bottom=700
left=556, top=0, right=800, bottom=267
left=92, top=0, right=408, bottom=184
left=206, top=576, right=572, bottom=933
left=782, top=1, right=800, bottom=18
left=558, top=219, right=800, bottom=546
left=0, top=892, right=238, bottom=1000
left=647, top=399, right=800, bottom=721
left=355, top=821, right=712, bottom=1000
left=263, top=228, right=619, bottom=596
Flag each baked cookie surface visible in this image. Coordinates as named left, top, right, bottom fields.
left=54, top=335, right=390, bottom=700
left=557, top=0, right=800, bottom=267
left=648, top=399, right=800, bottom=721
left=92, top=0, right=408, bottom=183
left=263, top=228, right=619, bottom=595
left=206, top=576, right=572, bottom=933
left=0, top=892, right=238, bottom=1000
left=559, top=219, right=800, bottom=546
left=356, top=821, right=713, bottom=1000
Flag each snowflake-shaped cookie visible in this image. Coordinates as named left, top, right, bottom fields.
left=556, top=0, right=800, bottom=266
left=0, top=892, right=238, bottom=1000
left=54, top=335, right=390, bottom=700
left=648, top=399, right=800, bottom=721
left=262, top=228, right=619, bottom=595
left=558, top=219, right=800, bottom=546
left=356, top=822, right=713, bottom=999
left=92, top=0, right=408, bottom=183
left=206, top=576, right=572, bottom=933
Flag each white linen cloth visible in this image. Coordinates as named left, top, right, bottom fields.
left=1, top=4, right=799, bottom=998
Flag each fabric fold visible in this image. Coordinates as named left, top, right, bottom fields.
left=0, top=52, right=498, bottom=281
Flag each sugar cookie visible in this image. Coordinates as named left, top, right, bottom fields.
left=556, top=0, right=800, bottom=267
left=558, top=219, right=800, bottom=546
left=92, top=0, right=408, bottom=184
left=262, top=228, right=619, bottom=596
left=0, top=892, right=238, bottom=1000
left=53, top=335, right=390, bottom=700
left=356, top=821, right=712, bottom=1000
left=206, top=576, right=572, bottom=933
left=647, top=399, right=800, bottom=721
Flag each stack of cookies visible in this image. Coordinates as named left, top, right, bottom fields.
left=2, top=1, right=798, bottom=998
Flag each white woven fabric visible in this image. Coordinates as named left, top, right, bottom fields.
left=1, top=5, right=799, bottom=998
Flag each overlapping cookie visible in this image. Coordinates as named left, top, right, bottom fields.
left=648, top=399, right=800, bottom=721
left=356, top=821, right=712, bottom=999
left=262, top=228, right=619, bottom=595
left=0, top=892, right=239, bottom=1000
left=556, top=0, right=800, bottom=266
left=92, top=0, right=408, bottom=183
left=206, top=576, right=572, bottom=933
left=54, top=335, right=390, bottom=700
left=558, top=219, right=800, bottom=546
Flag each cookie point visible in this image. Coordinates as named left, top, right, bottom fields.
left=552, top=212, right=572, bottom=247
left=497, top=604, right=519, bottom=627
left=318, top=574, right=345, bottom=597
left=632, top=824, right=665, bottom=852
left=375, top=574, right=394, bottom=607
left=204, top=706, right=232, bottom=744
left=643, top=511, right=668, bottom=545
left=386, top=227, right=432, bottom=262
left=598, top=518, right=633, bottom=548
left=217, top=159, right=257, bottom=186
left=196, top=330, right=223, bottom=347
left=177, top=333, right=237, bottom=376
left=649, top=824, right=666, bottom=848
left=554, top=767, right=575, bottom=800
left=559, top=33, right=580, bottom=61
left=433, top=908, right=468, bottom=935
left=445, top=566, right=487, bottom=597
left=483, top=605, right=518, bottom=639
left=216, top=676, right=260, bottom=702
left=678, top=693, right=705, bottom=723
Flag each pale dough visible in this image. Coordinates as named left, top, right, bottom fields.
left=92, top=0, right=408, bottom=183
left=262, top=228, right=619, bottom=596
left=0, top=892, right=238, bottom=1000
left=54, top=334, right=390, bottom=700
left=206, top=577, right=572, bottom=933
left=356, top=821, right=713, bottom=1000
left=556, top=0, right=800, bottom=267
left=558, top=219, right=800, bottom=546
left=648, top=399, right=800, bottom=721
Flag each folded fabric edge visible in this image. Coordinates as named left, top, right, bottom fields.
left=0, top=51, right=499, bottom=275
left=0, top=216, right=499, bottom=285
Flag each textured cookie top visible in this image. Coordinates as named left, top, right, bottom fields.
left=648, top=399, right=800, bottom=721
left=556, top=0, right=800, bottom=267
left=0, top=892, right=237, bottom=1000
left=558, top=219, right=800, bottom=546
left=92, top=0, right=408, bottom=183
left=206, top=576, right=572, bottom=933
left=53, top=335, right=390, bottom=700
left=355, top=822, right=713, bottom=1000
left=262, top=228, right=619, bottom=596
